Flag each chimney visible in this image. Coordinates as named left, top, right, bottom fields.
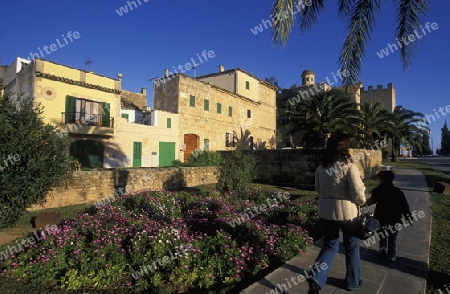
left=141, top=88, right=147, bottom=95
left=164, top=68, right=169, bottom=78
left=219, top=64, right=224, bottom=72
left=117, top=73, right=123, bottom=90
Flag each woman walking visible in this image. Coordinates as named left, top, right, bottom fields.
left=308, top=134, right=366, bottom=293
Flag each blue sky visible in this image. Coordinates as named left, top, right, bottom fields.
left=1, top=0, right=449, bottom=152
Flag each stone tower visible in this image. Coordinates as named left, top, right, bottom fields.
left=301, top=69, right=315, bottom=86
left=360, top=83, right=396, bottom=112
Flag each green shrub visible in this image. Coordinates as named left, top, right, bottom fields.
left=0, top=97, right=72, bottom=227
left=170, top=160, right=186, bottom=167
left=187, top=150, right=221, bottom=167
left=217, top=150, right=256, bottom=193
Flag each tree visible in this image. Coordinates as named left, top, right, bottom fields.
left=276, top=85, right=300, bottom=112
left=288, top=89, right=361, bottom=147
left=388, top=105, right=428, bottom=162
left=357, top=102, right=393, bottom=147
left=271, top=0, right=429, bottom=85
left=438, top=121, right=450, bottom=155
left=0, top=96, right=73, bottom=227
left=417, top=131, right=432, bottom=156
left=264, top=77, right=280, bottom=90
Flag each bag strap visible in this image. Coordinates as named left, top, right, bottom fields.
left=358, top=204, right=370, bottom=217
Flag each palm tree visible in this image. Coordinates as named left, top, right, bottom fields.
left=389, top=105, right=428, bottom=161
left=357, top=102, right=393, bottom=147
left=288, top=89, right=361, bottom=147
left=271, top=0, right=428, bottom=85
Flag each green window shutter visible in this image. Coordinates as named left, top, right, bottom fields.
left=65, top=95, right=76, bottom=123
left=217, top=103, right=221, bottom=114
left=228, top=106, right=232, bottom=117
left=167, top=118, right=172, bottom=128
left=204, top=99, right=209, bottom=111
left=102, top=102, right=110, bottom=127
left=246, top=81, right=250, bottom=90
left=121, top=113, right=129, bottom=122
left=190, top=95, right=195, bottom=107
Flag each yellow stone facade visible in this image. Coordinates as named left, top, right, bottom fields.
left=154, top=69, right=277, bottom=161
left=4, top=58, right=179, bottom=168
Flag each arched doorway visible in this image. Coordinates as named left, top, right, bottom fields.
left=183, top=134, right=199, bottom=162
left=70, top=140, right=104, bottom=168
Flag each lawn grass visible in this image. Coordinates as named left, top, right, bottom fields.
left=0, top=204, right=94, bottom=243
left=382, top=159, right=450, bottom=293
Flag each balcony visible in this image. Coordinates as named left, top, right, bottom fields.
left=61, top=112, right=114, bottom=136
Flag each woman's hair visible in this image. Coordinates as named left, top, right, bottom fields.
left=321, top=134, right=352, bottom=167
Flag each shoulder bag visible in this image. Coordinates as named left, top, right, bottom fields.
left=354, top=204, right=380, bottom=240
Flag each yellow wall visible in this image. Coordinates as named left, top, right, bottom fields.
left=175, top=75, right=276, bottom=159
left=34, top=59, right=120, bottom=127
left=236, top=70, right=259, bottom=102
left=116, top=110, right=179, bottom=167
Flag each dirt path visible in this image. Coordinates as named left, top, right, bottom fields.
left=0, top=228, right=30, bottom=247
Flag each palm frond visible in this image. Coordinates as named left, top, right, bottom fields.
left=339, top=0, right=382, bottom=85
left=271, top=0, right=326, bottom=45
left=338, top=0, right=358, bottom=19
left=298, top=0, right=327, bottom=33
left=396, top=0, right=429, bottom=70
left=271, top=0, right=298, bottom=45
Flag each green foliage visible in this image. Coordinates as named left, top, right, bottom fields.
left=170, top=160, right=186, bottom=167
left=288, top=89, right=361, bottom=148
left=187, top=150, right=221, bottom=167
left=0, top=189, right=317, bottom=293
left=217, top=151, right=256, bottom=193
left=438, top=121, right=450, bottom=155
left=0, top=97, right=72, bottom=227
left=271, top=0, right=428, bottom=85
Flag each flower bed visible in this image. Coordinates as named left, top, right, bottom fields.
left=0, top=188, right=318, bottom=293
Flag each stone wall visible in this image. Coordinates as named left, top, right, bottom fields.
left=360, top=83, right=396, bottom=112
left=222, top=148, right=382, bottom=189
left=28, top=166, right=219, bottom=211
left=28, top=149, right=380, bottom=211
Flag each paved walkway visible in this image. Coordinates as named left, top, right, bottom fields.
left=241, top=168, right=432, bottom=294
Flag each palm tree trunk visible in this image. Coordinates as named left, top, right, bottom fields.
left=391, top=139, right=399, bottom=162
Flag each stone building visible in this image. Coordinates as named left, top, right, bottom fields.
left=360, top=83, right=396, bottom=112
left=277, top=69, right=396, bottom=148
left=153, top=66, right=277, bottom=161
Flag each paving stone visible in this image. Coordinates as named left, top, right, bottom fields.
left=241, top=168, right=430, bottom=294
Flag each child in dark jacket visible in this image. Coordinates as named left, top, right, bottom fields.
left=366, top=170, right=411, bottom=262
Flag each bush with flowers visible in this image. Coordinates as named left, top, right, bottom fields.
left=0, top=188, right=317, bottom=293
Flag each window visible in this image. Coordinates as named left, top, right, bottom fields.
left=225, top=132, right=236, bottom=148
left=217, top=103, right=222, bottom=114
left=250, top=136, right=254, bottom=150
left=204, top=99, right=209, bottom=111
left=306, top=77, right=309, bottom=82
left=167, top=118, right=171, bottom=128
left=247, top=109, right=251, bottom=118
left=189, top=95, right=195, bottom=107
left=245, top=81, right=250, bottom=90
left=121, top=113, right=129, bottom=122
left=228, top=106, right=232, bottom=117
left=204, top=139, right=209, bottom=151
left=65, top=95, right=110, bottom=127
